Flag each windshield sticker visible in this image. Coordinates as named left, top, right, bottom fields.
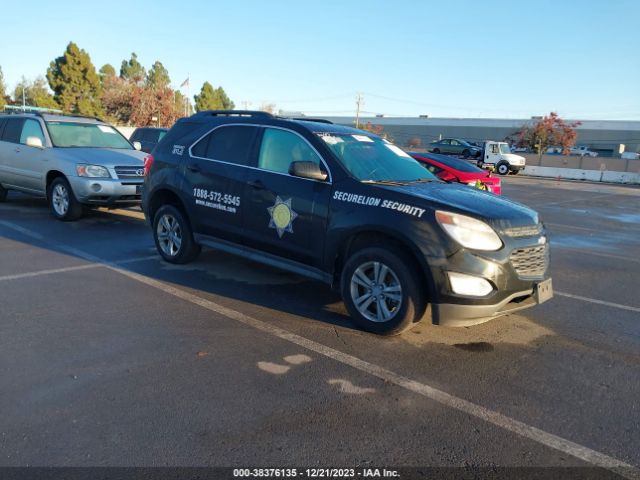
left=352, top=135, right=374, bottom=143
left=97, top=125, right=116, bottom=134
left=319, top=135, right=344, bottom=145
left=193, top=188, right=240, bottom=214
left=268, top=196, right=298, bottom=238
left=333, top=190, right=425, bottom=218
left=384, top=144, right=411, bottom=158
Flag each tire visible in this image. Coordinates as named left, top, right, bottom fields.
left=476, top=159, right=484, bottom=168
left=496, top=162, right=510, bottom=176
left=0, top=184, right=7, bottom=202
left=462, top=149, right=470, bottom=158
left=48, top=177, right=83, bottom=221
left=153, top=204, right=201, bottom=264
left=432, top=148, right=440, bottom=154
left=341, top=247, right=427, bottom=335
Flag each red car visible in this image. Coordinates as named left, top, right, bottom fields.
left=410, top=152, right=502, bottom=195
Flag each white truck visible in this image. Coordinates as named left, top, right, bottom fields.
left=478, top=141, right=526, bottom=175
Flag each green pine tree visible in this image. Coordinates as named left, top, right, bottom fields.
left=194, top=82, right=235, bottom=112
left=99, top=64, right=116, bottom=84
left=147, top=61, right=171, bottom=88
left=120, top=53, right=145, bottom=83
left=47, top=42, right=102, bottom=115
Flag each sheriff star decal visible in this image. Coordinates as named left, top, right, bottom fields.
left=267, top=196, right=298, bottom=238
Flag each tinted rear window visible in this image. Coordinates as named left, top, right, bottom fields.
left=192, top=125, right=259, bottom=166
left=2, top=118, right=25, bottom=144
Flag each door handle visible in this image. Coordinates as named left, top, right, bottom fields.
left=187, top=164, right=200, bottom=173
left=248, top=179, right=265, bottom=190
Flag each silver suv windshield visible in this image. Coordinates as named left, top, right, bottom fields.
left=47, top=121, right=133, bottom=149
left=317, top=133, right=437, bottom=183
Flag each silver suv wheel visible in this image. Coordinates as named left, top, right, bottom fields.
left=156, top=213, right=182, bottom=257
left=350, top=261, right=402, bottom=323
left=52, top=184, right=70, bottom=216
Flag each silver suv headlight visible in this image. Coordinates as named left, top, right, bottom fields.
left=76, top=164, right=111, bottom=178
left=435, top=210, right=503, bottom=251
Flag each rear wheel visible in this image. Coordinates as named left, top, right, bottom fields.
left=153, top=205, right=201, bottom=264
left=48, top=177, right=83, bottom=221
left=341, top=247, right=426, bottom=335
left=496, top=161, right=510, bottom=175
left=0, top=184, right=7, bottom=202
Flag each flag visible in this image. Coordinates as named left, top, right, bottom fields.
left=180, top=77, right=189, bottom=88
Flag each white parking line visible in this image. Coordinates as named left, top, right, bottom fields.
left=0, top=255, right=158, bottom=283
left=0, top=219, right=637, bottom=477
left=556, top=291, right=640, bottom=313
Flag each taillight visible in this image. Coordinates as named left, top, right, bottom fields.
left=143, top=155, right=154, bottom=176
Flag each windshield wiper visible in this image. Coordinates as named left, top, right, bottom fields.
left=361, top=179, right=409, bottom=186
left=406, top=178, right=434, bottom=184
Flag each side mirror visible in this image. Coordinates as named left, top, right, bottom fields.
left=26, top=136, right=44, bottom=149
left=289, top=161, right=328, bottom=181
left=133, top=141, right=142, bottom=151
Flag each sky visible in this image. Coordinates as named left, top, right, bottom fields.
left=1, top=0, right=639, bottom=120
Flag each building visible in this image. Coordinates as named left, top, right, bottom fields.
left=318, top=116, right=640, bottom=157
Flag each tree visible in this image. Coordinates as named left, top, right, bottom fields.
left=120, top=53, right=145, bottom=84
left=13, top=77, right=59, bottom=109
left=517, top=112, right=580, bottom=160
left=259, top=102, right=276, bottom=114
left=147, top=61, right=171, bottom=89
left=194, top=82, right=235, bottom=111
left=47, top=42, right=102, bottom=115
left=358, top=121, right=392, bottom=141
left=406, top=137, right=422, bottom=149
left=101, top=75, right=134, bottom=125
left=0, top=66, right=6, bottom=110
left=99, top=64, right=116, bottom=84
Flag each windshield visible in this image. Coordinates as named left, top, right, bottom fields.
left=318, top=133, right=437, bottom=183
left=47, top=122, right=133, bottom=149
left=499, top=143, right=511, bottom=154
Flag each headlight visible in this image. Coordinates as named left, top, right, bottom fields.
left=435, top=210, right=503, bottom=251
left=76, top=164, right=111, bottom=178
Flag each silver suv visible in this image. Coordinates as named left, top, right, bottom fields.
left=0, top=112, right=147, bottom=220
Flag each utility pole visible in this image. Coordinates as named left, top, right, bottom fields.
left=355, top=93, right=363, bottom=128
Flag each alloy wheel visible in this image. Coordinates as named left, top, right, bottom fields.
left=52, top=184, right=70, bottom=216
left=350, top=261, right=403, bottom=322
left=156, top=213, right=183, bottom=257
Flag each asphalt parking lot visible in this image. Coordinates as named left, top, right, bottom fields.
left=1, top=175, right=639, bottom=478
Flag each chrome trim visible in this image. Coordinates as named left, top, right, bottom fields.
left=187, top=123, right=333, bottom=184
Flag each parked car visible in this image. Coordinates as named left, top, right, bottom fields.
left=570, top=145, right=598, bottom=157
left=511, top=145, right=529, bottom=153
left=429, top=138, right=482, bottom=158
left=410, top=152, right=502, bottom=195
left=129, top=127, right=169, bottom=153
left=0, top=112, right=146, bottom=220
left=142, top=110, right=552, bottom=335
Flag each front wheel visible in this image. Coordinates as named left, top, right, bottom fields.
left=48, top=177, right=83, bottom=221
left=341, top=247, right=427, bottom=335
left=496, top=162, right=510, bottom=175
left=477, top=159, right=484, bottom=168
left=462, top=149, right=470, bottom=158
left=153, top=205, right=201, bottom=264
left=432, top=148, right=440, bottom=154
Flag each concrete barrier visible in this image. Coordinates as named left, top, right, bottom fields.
left=522, top=165, right=640, bottom=184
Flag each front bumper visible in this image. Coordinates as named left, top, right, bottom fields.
left=509, top=164, right=525, bottom=172
left=68, top=176, right=143, bottom=207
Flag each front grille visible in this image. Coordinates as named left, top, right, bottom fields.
left=114, top=166, right=145, bottom=180
left=510, top=244, right=548, bottom=279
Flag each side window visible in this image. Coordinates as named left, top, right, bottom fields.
left=158, top=130, right=166, bottom=141
left=440, top=139, right=450, bottom=145
left=2, top=119, right=25, bottom=144
left=20, top=119, right=46, bottom=146
left=425, top=163, right=443, bottom=175
left=490, top=144, right=499, bottom=154
left=258, top=128, right=322, bottom=175
left=450, top=140, right=459, bottom=146
left=191, top=125, right=258, bottom=166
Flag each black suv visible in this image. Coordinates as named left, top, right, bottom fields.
left=142, top=111, right=552, bottom=335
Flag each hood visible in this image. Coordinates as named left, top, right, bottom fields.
left=55, top=148, right=146, bottom=166
left=380, top=182, right=538, bottom=229
left=503, top=153, right=526, bottom=163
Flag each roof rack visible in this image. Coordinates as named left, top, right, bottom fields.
left=2, top=105, right=63, bottom=115
left=191, top=110, right=275, bottom=119
left=289, top=117, right=333, bottom=124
